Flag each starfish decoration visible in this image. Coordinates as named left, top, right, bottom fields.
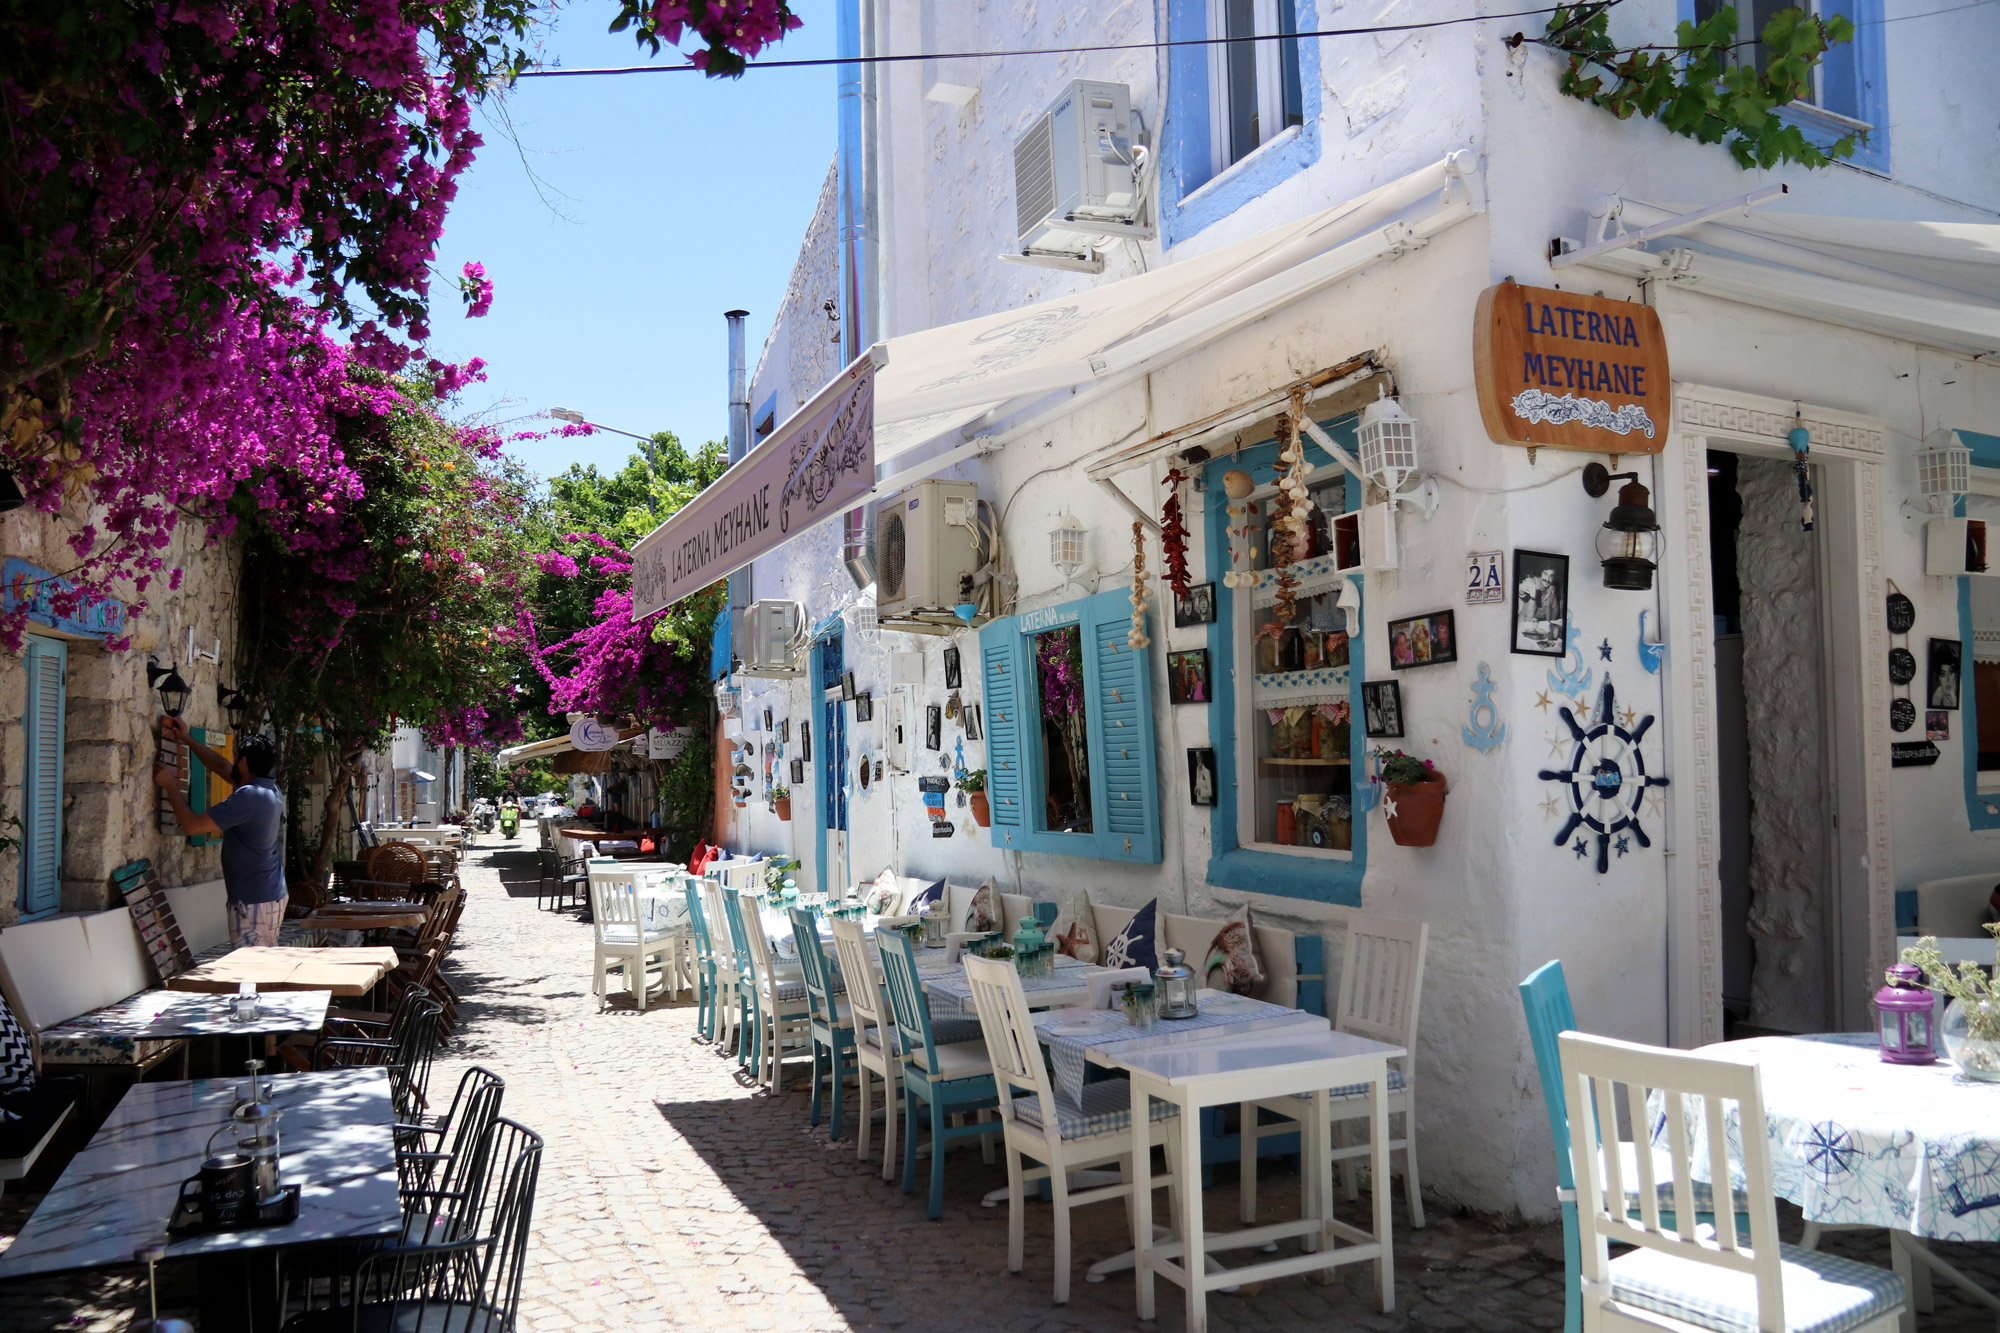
left=1382, top=790, right=1399, bottom=820
left=1619, top=705, right=1639, bottom=730
left=1614, top=835, right=1631, bottom=858
left=1573, top=838, right=1589, bottom=860
left=1534, top=689, right=1555, bottom=713
left=1598, top=638, right=1614, bottom=662
left=1547, top=731, right=1570, bottom=760
left=1540, top=792, right=1562, bottom=820
left=1644, top=790, right=1666, bottom=818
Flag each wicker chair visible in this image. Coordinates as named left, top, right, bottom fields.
left=367, top=841, right=430, bottom=890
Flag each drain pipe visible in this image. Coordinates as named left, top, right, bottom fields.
left=837, top=0, right=877, bottom=590
left=726, top=309, right=752, bottom=617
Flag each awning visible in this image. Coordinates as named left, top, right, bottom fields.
left=1561, top=199, right=2000, bottom=357
left=495, top=727, right=646, bottom=767
left=628, top=152, right=1483, bottom=619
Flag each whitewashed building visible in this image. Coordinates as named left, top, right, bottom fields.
left=660, top=0, right=2000, bottom=1216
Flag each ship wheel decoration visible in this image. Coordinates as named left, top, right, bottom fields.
left=1537, top=676, right=1669, bottom=874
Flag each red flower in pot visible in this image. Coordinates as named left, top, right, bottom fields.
left=1374, top=748, right=1447, bottom=847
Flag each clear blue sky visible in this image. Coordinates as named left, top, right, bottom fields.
left=424, top=7, right=839, bottom=483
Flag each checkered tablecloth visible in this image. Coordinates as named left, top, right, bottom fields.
left=1032, top=991, right=1326, bottom=1103
left=923, top=954, right=1098, bottom=1021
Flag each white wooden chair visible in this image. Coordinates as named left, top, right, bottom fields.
left=737, top=895, right=811, bottom=1092
left=589, top=870, right=675, bottom=1012
left=1562, top=1031, right=1906, bottom=1333
left=1239, top=912, right=1428, bottom=1228
left=961, top=954, right=1182, bottom=1306
left=699, top=880, right=744, bottom=1058
left=829, top=916, right=902, bottom=1180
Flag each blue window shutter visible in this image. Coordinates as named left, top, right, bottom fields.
left=1081, top=591, right=1162, bottom=864
left=979, top=623, right=1028, bottom=848
left=19, top=636, right=66, bottom=917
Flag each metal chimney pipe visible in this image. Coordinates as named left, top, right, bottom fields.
left=836, top=0, right=877, bottom=591
left=725, top=309, right=750, bottom=465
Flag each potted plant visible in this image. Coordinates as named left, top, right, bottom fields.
left=772, top=785, right=792, bottom=822
left=1898, top=926, right=2000, bottom=1081
left=1374, top=748, right=1446, bottom=847
left=958, top=768, right=990, bottom=827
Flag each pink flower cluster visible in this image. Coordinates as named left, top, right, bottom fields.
left=459, top=262, right=494, bottom=319
left=645, top=0, right=803, bottom=72
left=519, top=534, right=703, bottom=726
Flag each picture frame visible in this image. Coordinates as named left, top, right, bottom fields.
left=840, top=671, right=857, bottom=701
left=1167, top=648, right=1212, bottom=704
left=1510, top=550, right=1570, bottom=657
left=1174, top=582, right=1218, bottom=627
left=799, top=721, right=811, bottom=763
left=943, top=645, right=962, bottom=689
left=855, top=692, right=874, bottom=722
left=778, top=718, right=790, bottom=743
left=1387, top=609, right=1458, bottom=670
left=1187, top=748, right=1218, bottom=807
left=790, top=757, right=805, bottom=786
left=1927, top=710, right=1950, bottom=743
left=925, top=705, right=942, bottom=750
left=1928, top=637, right=1963, bottom=710
left=763, top=706, right=773, bottom=733
left=1362, top=680, right=1405, bottom=739
left=965, top=702, right=983, bottom=741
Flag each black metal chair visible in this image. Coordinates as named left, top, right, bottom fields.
left=314, top=987, right=445, bottom=1117
left=394, top=1065, right=505, bottom=1200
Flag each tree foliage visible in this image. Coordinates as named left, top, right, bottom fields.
left=1543, top=3, right=1859, bottom=170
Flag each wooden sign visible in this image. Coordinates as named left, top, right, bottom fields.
left=1474, top=282, right=1669, bottom=454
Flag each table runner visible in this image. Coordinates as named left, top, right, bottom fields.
left=922, top=954, right=1099, bottom=1021
left=1032, top=991, right=1327, bottom=1103
left=1659, top=1033, right=2000, bottom=1242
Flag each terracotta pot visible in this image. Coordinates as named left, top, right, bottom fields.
left=969, top=791, right=990, bottom=827
left=1384, top=772, right=1447, bottom=847
left=774, top=798, right=792, bottom=822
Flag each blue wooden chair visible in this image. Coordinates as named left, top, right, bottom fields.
left=683, top=881, right=717, bottom=1042
left=719, top=887, right=761, bottom=1071
left=875, top=927, right=1001, bottom=1219
left=791, top=907, right=856, bottom=1140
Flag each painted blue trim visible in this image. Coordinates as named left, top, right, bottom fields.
left=708, top=609, right=732, bottom=682
left=754, top=392, right=778, bottom=438
left=19, top=634, right=65, bottom=920
left=1203, top=420, right=1365, bottom=905
left=811, top=624, right=850, bottom=895
left=1161, top=0, right=1322, bottom=248
left=1958, top=429, right=2000, bottom=830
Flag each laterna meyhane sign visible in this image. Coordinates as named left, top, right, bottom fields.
left=1474, top=282, right=1669, bottom=455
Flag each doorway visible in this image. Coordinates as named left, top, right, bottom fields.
left=814, top=629, right=849, bottom=898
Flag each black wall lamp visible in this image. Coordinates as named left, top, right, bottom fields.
left=1582, top=462, right=1661, bottom=591
left=217, top=683, right=248, bottom=726
left=146, top=659, right=191, bottom=716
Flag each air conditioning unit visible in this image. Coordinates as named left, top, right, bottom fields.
left=876, top=480, right=981, bottom=619
left=735, top=599, right=805, bottom=677
left=1010, top=80, right=1151, bottom=273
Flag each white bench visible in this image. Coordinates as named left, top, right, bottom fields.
left=1913, top=873, right=1999, bottom=938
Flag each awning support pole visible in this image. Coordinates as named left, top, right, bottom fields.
left=1552, top=183, right=1789, bottom=269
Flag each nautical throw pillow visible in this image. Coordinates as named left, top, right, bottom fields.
left=864, top=867, right=903, bottom=916
left=967, top=879, right=1000, bottom=933
left=1203, top=904, right=1270, bottom=998
left=0, top=991, right=36, bottom=1092
left=907, top=876, right=946, bottom=916
left=1102, top=899, right=1160, bottom=973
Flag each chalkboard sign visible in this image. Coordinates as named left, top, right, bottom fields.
left=917, top=776, right=950, bottom=793
left=931, top=822, right=956, bottom=838
left=1891, top=741, right=1940, bottom=768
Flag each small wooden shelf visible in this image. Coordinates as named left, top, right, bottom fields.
left=1258, top=757, right=1352, bottom=768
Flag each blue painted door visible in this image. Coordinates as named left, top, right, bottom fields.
left=815, top=630, right=849, bottom=896
left=19, top=635, right=65, bottom=918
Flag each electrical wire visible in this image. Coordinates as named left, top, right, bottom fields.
left=517, top=2, right=1594, bottom=78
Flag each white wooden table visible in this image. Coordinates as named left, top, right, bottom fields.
left=1123, top=1028, right=1405, bottom=1333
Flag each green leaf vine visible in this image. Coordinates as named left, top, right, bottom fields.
left=1541, top=3, right=1861, bottom=170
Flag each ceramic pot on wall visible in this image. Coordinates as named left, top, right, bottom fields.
left=1385, top=772, right=1448, bottom=847
left=774, top=798, right=792, bottom=821
left=969, top=791, right=990, bottom=827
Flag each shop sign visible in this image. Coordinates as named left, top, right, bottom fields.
left=1891, top=741, right=1940, bottom=768
left=1474, top=282, right=1670, bottom=454
left=569, top=717, right=619, bottom=752
left=648, top=726, right=693, bottom=760
left=1, top=558, right=129, bottom=640
left=629, top=353, right=878, bottom=619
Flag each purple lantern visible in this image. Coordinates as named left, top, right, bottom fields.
left=1876, top=963, right=1939, bottom=1065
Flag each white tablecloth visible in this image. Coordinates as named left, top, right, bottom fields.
left=1662, top=1033, right=2000, bottom=1242
left=1034, top=992, right=1326, bottom=1103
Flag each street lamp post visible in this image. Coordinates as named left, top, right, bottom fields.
left=548, top=408, right=659, bottom=513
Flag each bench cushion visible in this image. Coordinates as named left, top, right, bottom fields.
left=162, top=880, right=229, bottom=955
left=0, top=916, right=97, bottom=1033
left=37, top=1031, right=184, bottom=1067
left=0, top=990, right=34, bottom=1091
left=0, top=1078, right=76, bottom=1176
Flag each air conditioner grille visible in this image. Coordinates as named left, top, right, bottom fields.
left=1013, top=112, right=1056, bottom=240
left=880, top=510, right=908, bottom=602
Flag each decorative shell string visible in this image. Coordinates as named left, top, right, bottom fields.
left=1267, top=400, right=1313, bottom=624
left=1128, top=521, right=1151, bottom=649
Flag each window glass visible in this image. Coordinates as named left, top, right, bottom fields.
left=1968, top=494, right=2000, bottom=776
left=1691, top=0, right=1859, bottom=120
left=1212, top=0, right=1306, bottom=171
left=1032, top=625, right=1093, bottom=834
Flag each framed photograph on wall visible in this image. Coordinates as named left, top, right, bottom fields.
left=925, top=704, right=942, bottom=750
left=840, top=671, right=857, bottom=701
left=1929, top=638, right=1963, bottom=710
left=790, top=758, right=805, bottom=785
left=799, top=721, right=811, bottom=763
left=1174, top=582, right=1218, bottom=627
left=1187, top=748, right=1218, bottom=806
left=763, top=706, right=774, bottom=733
left=1387, top=610, right=1458, bottom=670
left=1362, top=680, right=1405, bottom=739
left=943, top=645, right=962, bottom=689
left=1511, top=550, right=1570, bottom=657
left=965, top=702, right=983, bottom=741
left=855, top=692, right=874, bottom=722
left=1167, top=648, right=1212, bottom=704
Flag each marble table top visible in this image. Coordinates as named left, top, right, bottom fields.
left=0, top=1066, right=400, bottom=1278
left=39, top=989, right=333, bottom=1040
left=166, top=946, right=399, bottom=997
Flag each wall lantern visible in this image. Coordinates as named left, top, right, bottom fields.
left=217, top=683, right=248, bottom=726
left=146, top=660, right=191, bottom=716
left=1050, top=509, right=1087, bottom=583
left=1357, top=387, right=1436, bottom=517
left=1916, top=429, right=1971, bottom=514
left=1582, top=463, right=1660, bottom=591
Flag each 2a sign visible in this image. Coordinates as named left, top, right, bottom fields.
left=1474, top=282, right=1670, bottom=455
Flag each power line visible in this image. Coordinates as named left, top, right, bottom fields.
left=516, top=3, right=1586, bottom=79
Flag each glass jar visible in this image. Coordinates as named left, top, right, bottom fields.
left=1256, top=633, right=1281, bottom=674
left=1942, top=998, right=2000, bottom=1081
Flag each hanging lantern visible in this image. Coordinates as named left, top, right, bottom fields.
left=1875, top=963, right=1938, bottom=1065
left=1917, top=429, right=1971, bottom=514
left=1050, top=509, right=1087, bottom=582
left=1357, top=387, right=1420, bottom=504
left=1582, top=463, right=1661, bottom=592
left=146, top=661, right=191, bottom=717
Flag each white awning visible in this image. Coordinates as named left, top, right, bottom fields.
left=495, top=728, right=645, bottom=767
left=1563, top=200, right=2000, bottom=357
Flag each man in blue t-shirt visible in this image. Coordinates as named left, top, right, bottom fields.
left=154, top=719, right=288, bottom=947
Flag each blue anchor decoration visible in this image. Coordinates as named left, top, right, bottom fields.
left=1637, top=610, right=1665, bottom=675
left=1462, top=662, right=1507, bottom=753
left=953, top=737, right=968, bottom=783
left=1548, top=622, right=1594, bottom=702
left=1537, top=676, right=1669, bottom=874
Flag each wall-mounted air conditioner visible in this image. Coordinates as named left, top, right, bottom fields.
left=876, top=480, right=981, bottom=618
left=1009, top=79, right=1152, bottom=274
left=735, top=599, right=805, bottom=677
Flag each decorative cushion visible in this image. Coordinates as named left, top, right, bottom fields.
left=770, top=975, right=846, bottom=1003
left=36, top=1032, right=183, bottom=1067
left=1608, top=1239, right=1905, bottom=1333
left=863, top=868, right=902, bottom=916
left=0, top=992, right=35, bottom=1092
left=907, top=877, right=946, bottom=916
left=1102, top=899, right=1160, bottom=974
left=860, top=1016, right=982, bottom=1049
left=1202, top=904, right=1269, bottom=998
left=1013, top=1078, right=1182, bottom=1139
left=967, top=880, right=1000, bottom=934
left=1285, top=1067, right=1409, bottom=1100
left=1054, top=915, right=1097, bottom=963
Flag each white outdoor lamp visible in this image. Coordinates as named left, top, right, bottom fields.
left=1050, top=509, right=1088, bottom=585
left=1917, top=429, right=1972, bottom=514
left=1356, top=387, right=1437, bottom=518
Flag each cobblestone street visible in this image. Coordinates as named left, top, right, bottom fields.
left=6, top=837, right=2000, bottom=1330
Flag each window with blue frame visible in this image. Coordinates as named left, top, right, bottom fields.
left=1686, top=0, right=1889, bottom=174
left=978, top=588, right=1161, bottom=863
left=19, top=634, right=65, bottom=918
left=1958, top=431, right=2000, bottom=826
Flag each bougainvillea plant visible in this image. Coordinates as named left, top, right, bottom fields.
left=608, top=0, right=805, bottom=76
